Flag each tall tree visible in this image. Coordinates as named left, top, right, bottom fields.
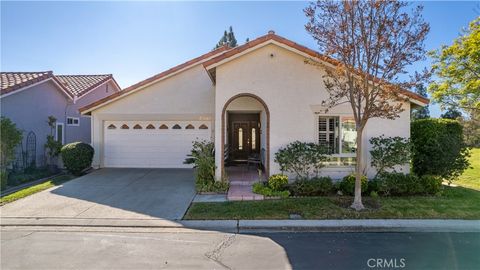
left=214, top=26, right=238, bottom=50
left=305, top=0, right=429, bottom=210
left=441, top=108, right=462, bottom=120
left=411, top=84, right=430, bottom=120
left=429, top=18, right=480, bottom=113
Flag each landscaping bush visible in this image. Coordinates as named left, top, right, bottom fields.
left=274, top=141, right=328, bottom=179
left=374, top=172, right=442, bottom=196
left=196, top=180, right=229, bottom=193
left=184, top=140, right=217, bottom=191
left=338, top=174, right=368, bottom=195
left=268, top=174, right=288, bottom=191
left=0, top=171, right=7, bottom=191
left=369, top=135, right=411, bottom=177
left=418, top=175, right=443, bottom=195
left=411, top=119, right=470, bottom=182
left=252, top=182, right=290, bottom=198
left=61, top=142, right=94, bottom=175
left=289, top=177, right=334, bottom=196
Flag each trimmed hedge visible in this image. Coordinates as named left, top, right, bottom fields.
left=411, top=119, right=470, bottom=181
left=338, top=174, right=368, bottom=195
left=289, top=177, right=334, bottom=196
left=61, top=142, right=94, bottom=175
left=371, top=172, right=442, bottom=196
left=268, top=174, right=289, bottom=191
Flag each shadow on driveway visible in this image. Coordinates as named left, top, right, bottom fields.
left=0, top=168, right=196, bottom=220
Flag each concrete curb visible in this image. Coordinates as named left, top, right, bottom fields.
left=1, top=217, right=479, bottom=233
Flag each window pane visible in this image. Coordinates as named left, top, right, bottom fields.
left=251, top=128, right=256, bottom=150
left=341, top=117, right=357, bottom=153
left=318, top=116, right=340, bottom=154
left=56, top=125, right=63, bottom=143
left=238, top=128, right=243, bottom=150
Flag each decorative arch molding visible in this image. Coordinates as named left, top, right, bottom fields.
left=221, top=93, right=270, bottom=178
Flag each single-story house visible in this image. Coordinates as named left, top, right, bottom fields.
left=1, top=71, right=121, bottom=168
left=80, top=31, right=428, bottom=180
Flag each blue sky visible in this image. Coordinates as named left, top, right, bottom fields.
left=2, top=1, right=479, bottom=117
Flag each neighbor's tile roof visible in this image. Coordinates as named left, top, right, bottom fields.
left=1, top=72, right=117, bottom=98
left=1, top=71, right=54, bottom=96
left=55, top=74, right=113, bottom=97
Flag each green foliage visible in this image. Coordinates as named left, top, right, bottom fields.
left=0, top=171, right=7, bottom=191
left=45, top=116, right=62, bottom=162
left=184, top=140, right=219, bottom=191
left=411, top=84, right=430, bottom=120
left=268, top=174, right=289, bottom=191
left=369, top=135, right=411, bottom=177
left=375, top=172, right=442, bottom=196
left=0, top=117, right=23, bottom=169
left=411, top=119, right=470, bottom=182
left=214, top=26, right=238, bottom=49
left=274, top=141, right=328, bottom=179
left=339, top=174, right=368, bottom=196
left=289, top=177, right=334, bottom=196
left=7, top=167, right=52, bottom=186
left=196, top=180, right=229, bottom=193
left=252, top=182, right=290, bottom=198
left=428, top=18, right=480, bottom=112
left=461, top=111, right=480, bottom=147
left=441, top=108, right=462, bottom=119
left=60, top=142, right=94, bottom=175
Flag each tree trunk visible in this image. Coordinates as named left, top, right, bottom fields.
left=351, top=126, right=365, bottom=211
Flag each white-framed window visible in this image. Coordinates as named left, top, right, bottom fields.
left=317, top=115, right=357, bottom=166
left=55, top=123, right=65, bottom=144
left=67, top=117, right=80, bottom=126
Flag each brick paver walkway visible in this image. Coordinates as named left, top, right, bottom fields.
left=227, top=166, right=264, bottom=201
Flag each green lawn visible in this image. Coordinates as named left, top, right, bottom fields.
left=0, top=174, right=75, bottom=205
left=184, top=186, right=480, bottom=220
left=456, top=148, right=480, bottom=190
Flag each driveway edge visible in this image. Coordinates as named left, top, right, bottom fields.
left=1, top=218, right=479, bottom=232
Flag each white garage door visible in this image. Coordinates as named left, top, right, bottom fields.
left=103, top=121, right=211, bottom=168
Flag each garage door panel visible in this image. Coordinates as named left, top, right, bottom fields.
left=103, top=121, right=211, bottom=168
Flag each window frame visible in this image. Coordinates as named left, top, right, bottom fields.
left=55, top=122, right=65, bottom=144
left=315, top=113, right=356, bottom=166
left=66, top=117, right=80, bottom=126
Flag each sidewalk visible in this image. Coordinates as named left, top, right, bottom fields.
left=1, top=217, right=479, bottom=233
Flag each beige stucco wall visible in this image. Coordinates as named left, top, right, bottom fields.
left=214, top=43, right=412, bottom=179
left=89, top=65, right=215, bottom=168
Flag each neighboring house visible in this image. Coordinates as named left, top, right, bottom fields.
left=80, top=31, right=429, bottom=179
left=1, top=71, right=120, bottom=167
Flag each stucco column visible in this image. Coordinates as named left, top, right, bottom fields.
left=214, top=95, right=223, bottom=181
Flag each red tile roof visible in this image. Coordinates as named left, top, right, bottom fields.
left=80, top=32, right=428, bottom=113
left=1, top=71, right=54, bottom=96
left=55, top=74, right=113, bottom=97
left=1, top=72, right=118, bottom=99
left=79, top=45, right=230, bottom=113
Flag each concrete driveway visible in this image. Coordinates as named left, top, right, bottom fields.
left=0, top=168, right=196, bottom=220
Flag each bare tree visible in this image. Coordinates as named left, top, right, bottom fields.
left=305, top=0, right=430, bottom=210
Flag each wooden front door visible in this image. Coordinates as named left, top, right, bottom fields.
left=229, top=114, right=260, bottom=161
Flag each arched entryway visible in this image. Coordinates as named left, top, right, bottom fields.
left=221, top=93, right=270, bottom=179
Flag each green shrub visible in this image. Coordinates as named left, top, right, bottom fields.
left=197, top=180, right=229, bottom=193
left=370, top=191, right=379, bottom=198
left=0, top=117, right=23, bottom=170
left=411, top=119, right=470, bottom=182
left=253, top=182, right=290, bottom=198
left=375, top=172, right=442, bottom=196
left=419, top=175, right=443, bottom=195
left=61, top=142, right=94, bottom=175
left=369, top=136, right=411, bottom=177
left=289, top=177, right=334, bottom=196
left=184, top=140, right=216, bottom=191
left=338, top=174, right=368, bottom=195
left=274, top=141, right=328, bottom=179
left=268, top=174, right=288, bottom=191
left=0, top=170, right=7, bottom=191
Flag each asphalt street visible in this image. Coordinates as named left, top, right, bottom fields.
left=1, top=228, right=479, bottom=270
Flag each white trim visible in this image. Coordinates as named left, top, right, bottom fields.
left=66, top=117, right=80, bottom=126
left=55, top=123, right=65, bottom=144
